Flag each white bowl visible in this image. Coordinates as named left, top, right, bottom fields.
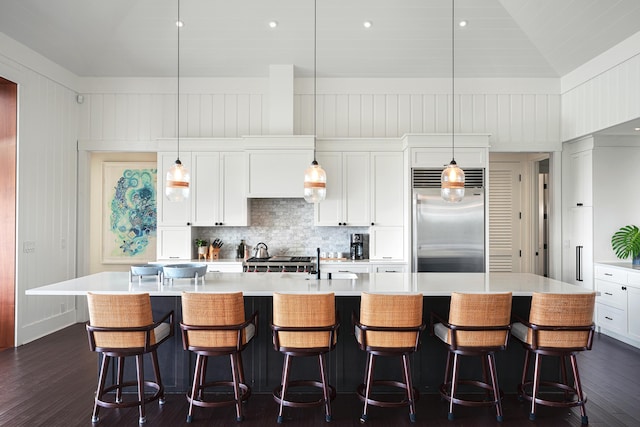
left=162, top=263, right=207, bottom=279
left=130, top=264, right=162, bottom=276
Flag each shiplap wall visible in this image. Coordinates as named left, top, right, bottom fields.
left=295, top=92, right=560, bottom=151
left=78, top=78, right=561, bottom=152
left=0, top=55, right=79, bottom=345
left=562, top=52, right=640, bottom=141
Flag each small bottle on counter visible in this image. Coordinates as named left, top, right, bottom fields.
left=237, top=239, right=246, bottom=259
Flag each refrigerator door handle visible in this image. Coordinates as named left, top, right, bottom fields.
left=575, top=245, right=583, bottom=282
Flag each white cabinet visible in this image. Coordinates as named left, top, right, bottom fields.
left=246, top=150, right=313, bottom=198
left=594, top=264, right=640, bottom=348
left=192, top=152, right=247, bottom=227
left=157, top=226, right=191, bottom=260
left=371, top=263, right=407, bottom=273
left=157, top=152, right=192, bottom=226
left=569, top=207, right=593, bottom=289
left=568, top=149, right=593, bottom=207
left=369, top=226, right=404, bottom=260
left=370, top=152, right=404, bottom=227
left=320, top=262, right=370, bottom=279
left=314, top=152, right=370, bottom=226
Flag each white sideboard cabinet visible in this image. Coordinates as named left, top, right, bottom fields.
left=594, top=263, right=640, bottom=349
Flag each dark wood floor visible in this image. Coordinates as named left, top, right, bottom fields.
left=0, top=324, right=638, bottom=426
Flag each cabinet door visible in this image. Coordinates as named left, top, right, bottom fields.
left=628, top=286, right=640, bottom=341
left=219, top=152, right=248, bottom=226
left=369, top=226, right=404, bottom=260
left=191, top=152, right=220, bottom=226
left=157, top=226, right=191, bottom=260
left=570, top=207, right=593, bottom=289
left=371, top=152, right=403, bottom=226
left=157, top=152, right=192, bottom=226
left=314, top=152, right=343, bottom=226
left=569, top=150, right=593, bottom=207
left=343, top=152, right=370, bottom=226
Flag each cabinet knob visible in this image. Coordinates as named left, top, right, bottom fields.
left=622, top=286, right=627, bottom=291
left=186, top=222, right=191, bottom=226
left=371, top=222, right=375, bottom=226
left=576, top=203, right=583, bottom=206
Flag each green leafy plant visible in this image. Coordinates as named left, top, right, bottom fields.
left=194, top=238, right=208, bottom=247
left=611, top=225, right=640, bottom=260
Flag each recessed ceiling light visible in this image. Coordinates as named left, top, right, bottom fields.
left=459, top=20, right=468, bottom=27
left=635, top=127, right=640, bottom=131
left=175, top=20, right=184, bottom=28
left=269, top=20, right=278, bottom=28
left=363, top=21, right=372, bottom=29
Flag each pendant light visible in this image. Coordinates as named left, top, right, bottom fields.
left=303, top=0, right=326, bottom=203
left=441, top=0, right=465, bottom=203
left=166, top=0, right=190, bottom=202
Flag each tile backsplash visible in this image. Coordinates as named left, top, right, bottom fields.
left=193, top=198, right=368, bottom=258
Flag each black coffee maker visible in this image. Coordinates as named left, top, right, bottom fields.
left=350, top=233, right=364, bottom=260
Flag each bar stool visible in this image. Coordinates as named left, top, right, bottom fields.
left=431, top=292, right=512, bottom=422
left=86, top=292, right=174, bottom=424
left=180, top=292, right=258, bottom=423
left=271, top=292, right=339, bottom=423
left=353, top=292, right=425, bottom=423
left=511, top=292, right=595, bottom=424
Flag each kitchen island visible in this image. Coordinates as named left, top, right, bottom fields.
left=26, top=272, right=593, bottom=395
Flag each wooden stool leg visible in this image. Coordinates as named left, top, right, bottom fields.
left=199, top=357, right=208, bottom=400
left=519, top=349, right=531, bottom=399
left=186, top=354, right=204, bottom=423
left=360, top=352, right=376, bottom=422
left=116, top=356, right=124, bottom=403
left=444, top=351, right=453, bottom=386
left=277, top=354, right=292, bottom=423
left=230, top=353, right=243, bottom=422
left=487, top=353, right=503, bottom=422
left=402, top=353, right=417, bottom=423
left=136, top=354, right=146, bottom=424
left=92, top=354, right=111, bottom=423
left=529, top=352, right=542, bottom=421
left=569, top=354, right=589, bottom=425
left=448, top=352, right=460, bottom=421
left=151, top=350, right=165, bottom=404
left=318, top=353, right=332, bottom=422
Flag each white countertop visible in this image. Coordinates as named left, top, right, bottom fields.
left=25, top=272, right=592, bottom=297
left=595, top=261, right=640, bottom=272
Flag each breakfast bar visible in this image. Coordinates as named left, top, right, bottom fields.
left=26, top=272, right=593, bottom=394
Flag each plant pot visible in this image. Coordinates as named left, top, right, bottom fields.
left=633, top=255, right=640, bottom=265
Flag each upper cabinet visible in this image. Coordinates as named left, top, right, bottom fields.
left=314, top=151, right=370, bottom=226
left=370, top=152, right=404, bottom=227
left=192, top=151, right=247, bottom=226
left=245, top=136, right=314, bottom=198
left=157, top=152, right=192, bottom=226
left=159, top=150, right=247, bottom=227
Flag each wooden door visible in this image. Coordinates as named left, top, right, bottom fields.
left=488, top=161, right=522, bottom=272
left=0, top=77, right=17, bottom=348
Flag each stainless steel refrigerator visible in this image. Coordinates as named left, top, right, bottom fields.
left=412, top=170, right=485, bottom=272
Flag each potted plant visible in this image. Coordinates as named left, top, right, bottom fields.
left=194, top=239, right=208, bottom=259
left=611, top=225, right=640, bottom=264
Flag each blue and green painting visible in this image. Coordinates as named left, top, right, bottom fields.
left=109, top=168, right=157, bottom=257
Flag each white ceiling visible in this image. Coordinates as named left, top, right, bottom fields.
left=2, top=0, right=640, bottom=78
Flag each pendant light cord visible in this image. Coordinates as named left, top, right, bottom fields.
left=313, top=0, right=317, bottom=163
left=177, top=0, right=181, bottom=162
left=451, top=0, right=455, bottom=162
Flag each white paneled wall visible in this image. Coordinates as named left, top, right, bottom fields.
left=79, top=92, right=266, bottom=141
left=562, top=53, right=640, bottom=141
left=0, top=57, right=79, bottom=345
left=294, top=92, right=561, bottom=151
left=78, top=78, right=561, bottom=152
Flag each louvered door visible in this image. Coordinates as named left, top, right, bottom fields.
left=489, top=162, right=522, bottom=272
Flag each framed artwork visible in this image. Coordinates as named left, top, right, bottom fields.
left=102, top=162, right=158, bottom=264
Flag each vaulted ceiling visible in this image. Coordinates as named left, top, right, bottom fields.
left=2, top=0, right=640, bottom=79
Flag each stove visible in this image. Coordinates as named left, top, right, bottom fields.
left=243, top=256, right=317, bottom=273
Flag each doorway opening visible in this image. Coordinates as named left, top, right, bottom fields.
left=0, top=77, right=17, bottom=349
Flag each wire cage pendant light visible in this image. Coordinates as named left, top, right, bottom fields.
left=166, top=0, right=190, bottom=202
left=303, top=0, right=326, bottom=203
left=441, top=0, right=465, bottom=203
